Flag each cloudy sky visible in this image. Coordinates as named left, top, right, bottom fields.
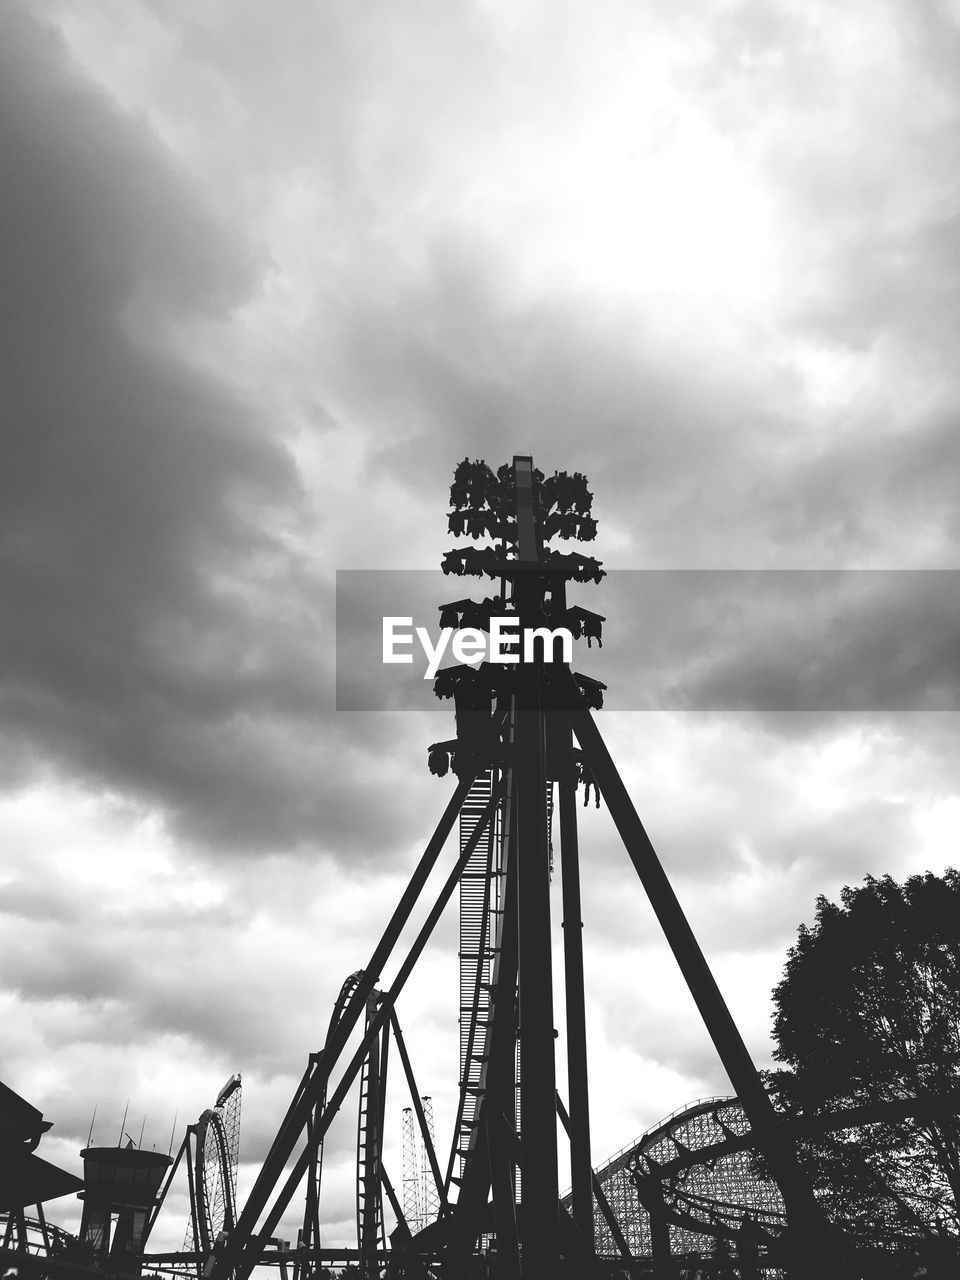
left=3, top=0, right=960, bottom=1253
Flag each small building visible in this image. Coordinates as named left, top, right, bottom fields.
left=78, top=1145, right=173, bottom=1275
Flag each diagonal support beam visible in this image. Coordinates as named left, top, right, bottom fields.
left=444, top=774, right=520, bottom=1267
left=563, top=677, right=842, bottom=1273
left=556, top=1093, right=632, bottom=1264
left=389, top=1011, right=448, bottom=1215
left=211, top=775, right=475, bottom=1280
left=553, top=697, right=594, bottom=1249
left=222, top=778, right=504, bottom=1280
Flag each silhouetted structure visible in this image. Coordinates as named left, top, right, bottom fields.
left=0, top=1079, right=84, bottom=1269
left=559, top=1097, right=787, bottom=1265
left=143, top=1074, right=244, bottom=1280
left=197, top=456, right=834, bottom=1279
left=78, top=1145, right=172, bottom=1275
left=24, top=458, right=960, bottom=1277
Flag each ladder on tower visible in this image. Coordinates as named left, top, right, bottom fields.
left=455, top=770, right=502, bottom=1181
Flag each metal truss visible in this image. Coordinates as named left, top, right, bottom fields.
left=158, top=1075, right=243, bottom=1277
left=402, top=1107, right=422, bottom=1233
left=184, top=455, right=836, bottom=1280
left=562, top=1097, right=788, bottom=1265
left=0, top=1210, right=74, bottom=1259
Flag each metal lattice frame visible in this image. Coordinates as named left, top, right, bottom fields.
left=215, top=1075, right=242, bottom=1214
left=562, top=1097, right=787, bottom=1261
left=419, top=1096, right=439, bottom=1227
left=174, top=1074, right=243, bottom=1273
left=196, top=1075, right=242, bottom=1254
left=402, top=1107, right=422, bottom=1232
left=194, top=1110, right=234, bottom=1254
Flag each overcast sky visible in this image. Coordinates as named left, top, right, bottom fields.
left=3, top=0, right=960, bottom=1253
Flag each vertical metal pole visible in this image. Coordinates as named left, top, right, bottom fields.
left=298, top=1069, right=322, bottom=1280
left=648, top=1188, right=671, bottom=1269
left=557, top=766, right=594, bottom=1249
left=486, top=1109, right=521, bottom=1280
left=185, top=1129, right=203, bottom=1280
left=548, top=575, right=595, bottom=1255
left=516, top=687, right=559, bottom=1272
left=513, top=455, right=560, bottom=1275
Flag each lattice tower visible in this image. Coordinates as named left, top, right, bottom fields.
left=401, top=1107, right=422, bottom=1233
left=419, top=1096, right=439, bottom=1225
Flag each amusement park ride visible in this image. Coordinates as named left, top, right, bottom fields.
left=4, top=456, right=867, bottom=1277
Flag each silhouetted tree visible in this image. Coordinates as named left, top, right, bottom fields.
left=769, top=871, right=960, bottom=1248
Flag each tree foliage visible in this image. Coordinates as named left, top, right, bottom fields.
left=769, top=871, right=960, bottom=1247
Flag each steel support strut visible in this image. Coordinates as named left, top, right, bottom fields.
left=390, top=1011, right=448, bottom=1216
left=241, top=782, right=503, bottom=1280
left=212, top=776, right=496, bottom=1280
left=557, top=1094, right=629, bottom=1264
left=546, top=581, right=595, bottom=1255
left=565, top=681, right=840, bottom=1275
left=557, top=762, right=594, bottom=1249
left=515, top=682, right=560, bottom=1272
left=513, top=456, right=560, bottom=1274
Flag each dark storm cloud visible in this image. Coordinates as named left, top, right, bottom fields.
left=598, top=570, right=960, bottom=715
left=0, top=6, right=486, bottom=863
left=0, top=6, right=360, bottom=853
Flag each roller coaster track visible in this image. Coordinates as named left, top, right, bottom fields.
left=0, top=1211, right=76, bottom=1258
left=563, top=1090, right=960, bottom=1261
left=297, top=970, right=366, bottom=1273
left=193, top=1081, right=241, bottom=1256
left=356, top=989, right=387, bottom=1274
left=157, top=1076, right=242, bottom=1277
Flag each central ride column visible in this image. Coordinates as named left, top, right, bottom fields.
left=512, top=455, right=560, bottom=1275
